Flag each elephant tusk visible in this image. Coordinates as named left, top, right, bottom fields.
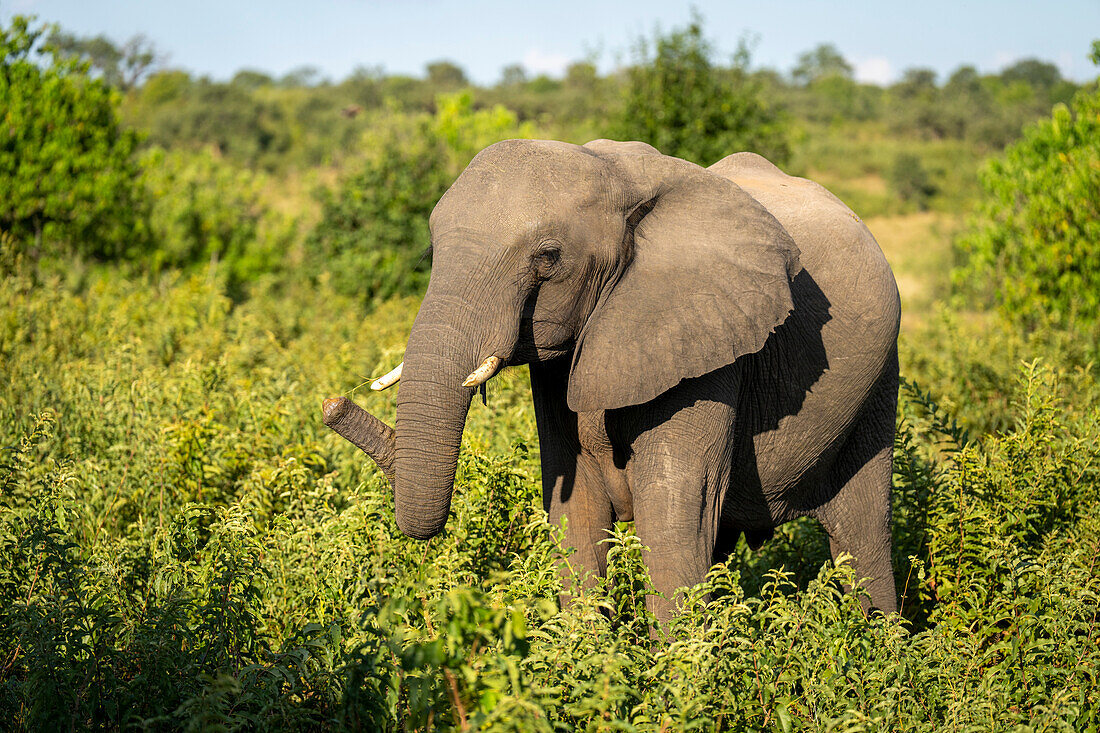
left=462, top=356, right=502, bottom=388
left=370, top=362, right=403, bottom=391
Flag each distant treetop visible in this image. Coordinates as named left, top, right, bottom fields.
left=791, top=43, right=854, bottom=85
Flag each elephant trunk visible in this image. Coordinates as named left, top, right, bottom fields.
left=324, top=242, right=521, bottom=540
left=322, top=343, right=477, bottom=540
left=391, top=367, right=473, bottom=539
left=391, top=281, right=511, bottom=539
left=322, top=397, right=396, bottom=484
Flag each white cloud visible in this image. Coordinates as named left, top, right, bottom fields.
left=992, top=51, right=1019, bottom=70
left=853, top=56, right=894, bottom=85
left=522, top=48, right=571, bottom=78
left=1057, top=51, right=1076, bottom=79
left=6, top=0, right=42, bottom=12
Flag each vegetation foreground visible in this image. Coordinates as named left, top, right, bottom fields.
left=1, top=254, right=1098, bottom=730
left=2, top=14, right=1099, bottom=732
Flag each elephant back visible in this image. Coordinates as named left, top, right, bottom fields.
left=709, top=153, right=900, bottom=483
left=710, top=153, right=899, bottom=340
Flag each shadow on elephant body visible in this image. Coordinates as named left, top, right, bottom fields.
left=538, top=270, right=834, bottom=554
left=619, top=267, right=832, bottom=510
left=737, top=268, right=833, bottom=436
left=723, top=267, right=841, bottom=522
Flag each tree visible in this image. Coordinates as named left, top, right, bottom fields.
left=339, top=65, right=384, bottom=110
left=1000, top=58, right=1062, bottom=91
left=499, top=64, right=527, bottom=86
left=426, top=60, right=468, bottom=88
left=279, top=65, right=323, bottom=87
left=305, top=93, right=531, bottom=302
left=610, top=15, right=789, bottom=166
left=137, top=69, right=192, bottom=104
left=0, top=16, right=145, bottom=258
left=46, top=29, right=160, bottom=90
left=230, top=69, right=274, bottom=90
left=945, top=65, right=981, bottom=95
left=791, top=43, right=853, bottom=85
left=565, top=61, right=598, bottom=89
left=889, top=153, right=938, bottom=210
left=953, top=55, right=1100, bottom=333
left=140, top=146, right=289, bottom=292
left=894, top=68, right=937, bottom=98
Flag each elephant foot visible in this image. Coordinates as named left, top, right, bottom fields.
left=321, top=396, right=396, bottom=484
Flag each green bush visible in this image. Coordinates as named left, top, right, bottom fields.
left=304, top=92, right=532, bottom=303
left=304, top=114, right=447, bottom=303
left=0, top=16, right=146, bottom=259
left=953, top=71, right=1100, bottom=334
left=610, top=15, right=790, bottom=166
left=899, top=304, right=1100, bottom=436
left=889, top=152, right=938, bottom=210
left=2, top=243, right=1099, bottom=729
left=141, top=146, right=294, bottom=293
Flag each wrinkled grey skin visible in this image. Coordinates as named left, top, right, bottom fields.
left=330, top=139, right=900, bottom=621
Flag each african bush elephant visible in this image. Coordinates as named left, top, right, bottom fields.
left=323, top=138, right=900, bottom=621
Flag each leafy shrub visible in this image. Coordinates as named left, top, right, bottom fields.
left=304, top=92, right=532, bottom=303
left=303, top=113, right=447, bottom=303
left=141, top=146, right=294, bottom=293
left=952, top=70, right=1100, bottom=334
left=889, top=152, right=938, bottom=210
left=2, top=243, right=1099, bottom=729
left=610, top=14, right=790, bottom=166
left=899, top=305, right=1100, bottom=436
left=0, top=16, right=146, bottom=259
left=125, top=70, right=298, bottom=169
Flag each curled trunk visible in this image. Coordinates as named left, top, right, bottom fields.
left=322, top=397, right=395, bottom=484
left=391, top=368, right=472, bottom=539
left=321, top=376, right=470, bottom=541
left=324, top=249, right=519, bottom=540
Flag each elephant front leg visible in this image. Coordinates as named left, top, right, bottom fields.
left=629, top=450, right=726, bottom=623
left=544, top=454, right=615, bottom=587
left=530, top=361, right=615, bottom=598
left=618, top=376, right=738, bottom=624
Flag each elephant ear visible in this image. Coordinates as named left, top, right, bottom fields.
left=567, top=147, right=802, bottom=413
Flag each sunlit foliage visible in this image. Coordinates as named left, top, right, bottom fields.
left=304, top=92, right=534, bottom=303
left=611, top=16, right=790, bottom=166
left=0, top=17, right=145, bottom=259
left=2, top=245, right=1098, bottom=728
left=953, top=76, right=1100, bottom=335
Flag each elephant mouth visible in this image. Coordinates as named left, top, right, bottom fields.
left=508, top=315, right=576, bottom=364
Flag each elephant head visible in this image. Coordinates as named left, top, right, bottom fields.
left=326, top=139, right=801, bottom=540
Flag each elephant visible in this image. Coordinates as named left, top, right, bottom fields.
left=322, top=138, right=901, bottom=621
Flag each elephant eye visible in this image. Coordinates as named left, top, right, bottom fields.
left=532, top=245, right=561, bottom=279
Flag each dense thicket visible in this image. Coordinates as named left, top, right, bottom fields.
left=1, top=259, right=1096, bottom=728
left=0, top=18, right=145, bottom=259
left=2, top=12, right=1098, bottom=731
left=609, top=17, right=789, bottom=166
left=953, top=58, right=1100, bottom=334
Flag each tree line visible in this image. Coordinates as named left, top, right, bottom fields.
left=41, top=19, right=1083, bottom=170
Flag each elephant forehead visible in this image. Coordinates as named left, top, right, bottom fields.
left=431, top=177, right=608, bottom=241
left=469, top=138, right=604, bottom=180
left=440, top=141, right=606, bottom=206
left=431, top=210, right=602, bottom=258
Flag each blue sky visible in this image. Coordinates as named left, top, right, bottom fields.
left=3, top=1, right=1098, bottom=85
